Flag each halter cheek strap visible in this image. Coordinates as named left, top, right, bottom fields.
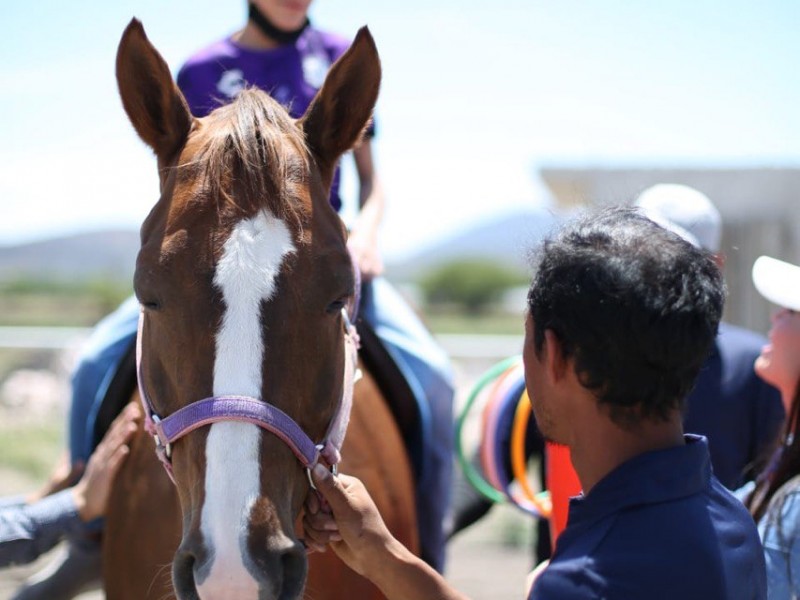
left=135, top=309, right=360, bottom=485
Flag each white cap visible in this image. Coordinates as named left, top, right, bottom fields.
left=752, top=256, right=800, bottom=312
left=634, top=184, right=722, bottom=252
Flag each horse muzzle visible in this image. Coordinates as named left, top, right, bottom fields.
left=173, top=535, right=307, bottom=600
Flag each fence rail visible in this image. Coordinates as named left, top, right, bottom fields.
left=0, top=327, right=523, bottom=360
left=0, top=326, right=90, bottom=349
left=435, top=334, right=522, bottom=359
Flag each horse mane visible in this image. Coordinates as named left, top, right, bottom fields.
left=185, top=88, right=310, bottom=224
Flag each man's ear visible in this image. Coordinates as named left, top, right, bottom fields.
left=543, top=329, right=569, bottom=383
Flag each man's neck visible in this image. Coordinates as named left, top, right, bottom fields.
left=569, top=410, right=685, bottom=494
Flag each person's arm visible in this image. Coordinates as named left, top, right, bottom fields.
left=0, top=403, right=138, bottom=567
left=758, top=488, right=800, bottom=599
left=304, top=464, right=469, bottom=600
left=68, top=402, right=139, bottom=522
left=0, top=489, right=85, bottom=567
left=347, top=139, right=385, bottom=280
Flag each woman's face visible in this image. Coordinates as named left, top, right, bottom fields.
left=755, top=308, right=800, bottom=405
left=252, top=0, right=313, bottom=32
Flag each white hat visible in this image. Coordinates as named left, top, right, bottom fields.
left=634, top=184, right=722, bottom=253
left=752, top=256, right=800, bottom=312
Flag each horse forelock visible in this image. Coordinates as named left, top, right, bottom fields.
left=180, top=88, right=310, bottom=228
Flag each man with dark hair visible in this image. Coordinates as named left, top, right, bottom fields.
left=302, top=207, right=767, bottom=599
left=523, top=207, right=765, bottom=598
left=527, top=207, right=723, bottom=428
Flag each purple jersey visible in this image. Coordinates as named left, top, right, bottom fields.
left=177, top=27, right=356, bottom=211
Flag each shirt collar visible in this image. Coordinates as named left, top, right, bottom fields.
left=567, top=434, right=712, bottom=528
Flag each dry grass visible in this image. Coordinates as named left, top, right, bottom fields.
left=0, top=421, right=64, bottom=484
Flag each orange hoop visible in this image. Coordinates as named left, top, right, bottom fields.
left=510, top=391, right=551, bottom=517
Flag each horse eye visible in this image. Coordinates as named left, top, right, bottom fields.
left=140, top=300, right=161, bottom=311
left=326, top=298, right=346, bottom=315
left=135, top=292, right=162, bottom=311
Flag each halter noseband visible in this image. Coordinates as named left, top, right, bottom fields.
left=135, top=307, right=360, bottom=487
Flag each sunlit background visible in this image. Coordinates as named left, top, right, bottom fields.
left=2, top=0, right=798, bottom=259
left=1, top=3, right=799, bottom=596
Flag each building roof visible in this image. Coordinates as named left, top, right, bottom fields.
left=539, top=166, right=800, bottom=220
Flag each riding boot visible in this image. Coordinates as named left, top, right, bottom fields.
left=10, top=534, right=102, bottom=600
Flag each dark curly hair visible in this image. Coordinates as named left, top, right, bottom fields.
left=527, top=207, right=725, bottom=429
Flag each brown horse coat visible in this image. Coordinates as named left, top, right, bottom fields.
left=103, top=20, right=417, bottom=600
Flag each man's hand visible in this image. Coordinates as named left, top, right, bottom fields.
left=302, top=464, right=396, bottom=577
left=304, top=465, right=469, bottom=600
left=71, top=402, right=139, bottom=522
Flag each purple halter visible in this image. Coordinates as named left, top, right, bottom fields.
left=135, top=308, right=360, bottom=486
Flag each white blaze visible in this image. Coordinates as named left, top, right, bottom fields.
left=198, top=212, right=295, bottom=599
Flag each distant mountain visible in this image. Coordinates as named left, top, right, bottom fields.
left=386, top=208, right=557, bottom=282
left=0, top=209, right=556, bottom=284
left=0, top=230, right=140, bottom=281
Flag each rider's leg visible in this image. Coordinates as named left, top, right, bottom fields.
left=360, top=277, right=455, bottom=572
left=68, top=295, right=140, bottom=465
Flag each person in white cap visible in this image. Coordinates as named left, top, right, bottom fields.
left=743, top=255, right=800, bottom=599
left=635, top=183, right=722, bottom=252
left=635, top=184, right=785, bottom=490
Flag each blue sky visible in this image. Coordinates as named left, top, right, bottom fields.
left=1, top=1, right=798, bottom=259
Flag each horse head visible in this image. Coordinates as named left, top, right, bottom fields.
left=115, top=19, right=380, bottom=600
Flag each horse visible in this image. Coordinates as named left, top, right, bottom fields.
left=102, top=19, right=418, bottom=600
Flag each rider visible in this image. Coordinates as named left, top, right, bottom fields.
left=15, top=3, right=454, bottom=596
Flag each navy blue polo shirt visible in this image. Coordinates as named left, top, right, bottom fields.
left=684, top=323, right=784, bottom=490
left=530, top=435, right=766, bottom=600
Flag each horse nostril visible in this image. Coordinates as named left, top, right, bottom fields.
left=172, top=548, right=199, bottom=600
left=250, top=540, right=308, bottom=600
left=279, top=542, right=307, bottom=599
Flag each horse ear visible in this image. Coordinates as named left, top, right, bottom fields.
left=116, top=19, right=193, bottom=160
left=300, top=27, right=381, bottom=177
